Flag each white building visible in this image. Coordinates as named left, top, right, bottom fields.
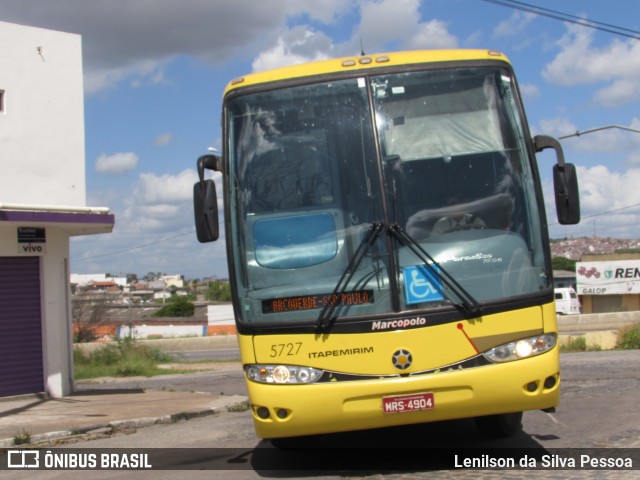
left=162, top=274, right=185, bottom=289
left=0, top=21, right=114, bottom=398
left=71, top=273, right=127, bottom=288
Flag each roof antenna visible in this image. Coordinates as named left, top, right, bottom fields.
left=360, top=39, right=366, bottom=56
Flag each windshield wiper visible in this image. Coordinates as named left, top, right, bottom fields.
left=387, top=224, right=482, bottom=318
left=316, top=221, right=384, bottom=333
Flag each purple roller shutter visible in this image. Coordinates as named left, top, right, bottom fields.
left=0, top=257, right=44, bottom=396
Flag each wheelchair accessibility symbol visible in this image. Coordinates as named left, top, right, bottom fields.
left=404, top=265, right=444, bottom=305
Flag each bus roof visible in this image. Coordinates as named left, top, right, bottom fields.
left=224, top=49, right=510, bottom=95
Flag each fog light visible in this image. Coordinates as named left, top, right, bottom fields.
left=526, top=381, right=538, bottom=392
left=277, top=409, right=288, bottom=419
left=544, top=376, right=557, bottom=389
left=256, top=407, right=270, bottom=419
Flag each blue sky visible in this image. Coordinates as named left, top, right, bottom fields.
left=2, top=0, right=640, bottom=279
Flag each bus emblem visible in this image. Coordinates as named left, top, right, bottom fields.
left=392, top=349, right=412, bottom=370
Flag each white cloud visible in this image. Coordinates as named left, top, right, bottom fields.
left=406, top=19, right=458, bottom=50
left=95, top=152, right=138, bottom=175
left=3, top=0, right=459, bottom=94
left=0, top=0, right=307, bottom=94
left=593, top=79, right=638, bottom=107
left=493, top=12, right=536, bottom=38
left=251, top=27, right=333, bottom=72
left=545, top=164, right=640, bottom=239
left=358, top=0, right=457, bottom=51
left=85, top=59, right=171, bottom=95
left=71, top=168, right=226, bottom=278
left=519, top=83, right=540, bottom=102
left=251, top=0, right=458, bottom=73
left=119, top=169, right=222, bottom=237
left=155, top=133, right=174, bottom=147
left=135, top=169, right=198, bottom=204
left=542, top=23, right=640, bottom=106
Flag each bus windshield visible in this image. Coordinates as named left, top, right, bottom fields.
left=226, top=66, right=549, bottom=326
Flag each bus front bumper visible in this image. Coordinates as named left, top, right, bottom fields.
left=245, top=352, right=560, bottom=439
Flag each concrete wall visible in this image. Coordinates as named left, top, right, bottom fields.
left=0, top=21, right=85, bottom=206
left=557, top=311, right=640, bottom=334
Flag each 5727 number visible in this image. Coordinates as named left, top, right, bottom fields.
left=269, top=342, right=302, bottom=358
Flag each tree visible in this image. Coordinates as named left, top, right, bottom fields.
left=143, top=271, right=164, bottom=282
left=552, top=256, right=576, bottom=272
left=152, top=296, right=195, bottom=317
left=72, top=294, right=109, bottom=342
left=205, top=280, right=232, bottom=302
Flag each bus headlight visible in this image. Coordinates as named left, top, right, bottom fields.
left=245, top=364, right=323, bottom=384
left=483, top=333, right=557, bottom=363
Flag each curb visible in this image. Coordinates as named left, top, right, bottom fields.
left=0, top=397, right=249, bottom=448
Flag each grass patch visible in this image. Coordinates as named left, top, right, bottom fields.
left=74, top=337, right=176, bottom=379
left=559, top=336, right=601, bottom=353
left=227, top=400, right=250, bottom=413
left=616, top=323, right=640, bottom=350
left=13, top=429, right=32, bottom=446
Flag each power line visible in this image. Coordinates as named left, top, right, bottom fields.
left=72, top=229, right=194, bottom=262
left=581, top=202, right=640, bottom=220
left=548, top=201, right=640, bottom=227
left=496, top=0, right=640, bottom=35
left=481, top=0, right=640, bottom=40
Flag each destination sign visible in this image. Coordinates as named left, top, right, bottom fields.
left=262, top=290, right=374, bottom=314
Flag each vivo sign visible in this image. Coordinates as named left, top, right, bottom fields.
left=17, top=227, right=46, bottom=255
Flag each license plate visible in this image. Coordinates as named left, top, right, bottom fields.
left=382, top=392, right=434, bottom=413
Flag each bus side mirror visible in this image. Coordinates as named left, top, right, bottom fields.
left=194, top=154, right=221, bottom=243
left=553, top=163, right=580, bottom=225
left=533, top=135, right=581, bottom=225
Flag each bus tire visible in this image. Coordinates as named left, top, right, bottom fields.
left=474, top=411, right=523, bottom=438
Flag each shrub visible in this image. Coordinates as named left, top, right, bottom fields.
left=13, top=429, right=31, bottom=446
left=73, top=323, right=99, bottom=343
left=560, top=336, right=587, bottom=353
left=73, top=337, right=172, bottom=379
left=617, top=323, right=640, bottom=350
left=152, top=296, right=195, bottom=317
left=205, top=281, right=232, bottom=302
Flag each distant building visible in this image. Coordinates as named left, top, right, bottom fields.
left=85, top=281, right=120, bottom=294
left=553, top=270, right=576, bottom=290
left=577, top=253, right=640, bottom=314
left=71, top=273, right=127, bottom=287
left=0, top=21, right=114, bottom=398
left=162, top=274, right=185, bottom=289
left=71, top=273, right=108, bottom=285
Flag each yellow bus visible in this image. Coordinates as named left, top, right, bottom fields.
left=193, top=50, right=580, bottom=447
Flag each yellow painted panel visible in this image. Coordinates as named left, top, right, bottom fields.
left=224, top=49, right=510, bottom=95
left=249, top=306, right=545, bottom=375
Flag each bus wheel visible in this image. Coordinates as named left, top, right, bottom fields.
left=474, top=412, right=523, bottom=438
